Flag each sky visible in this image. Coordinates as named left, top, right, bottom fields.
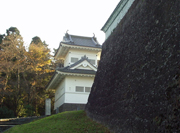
left=0, top=0, right=120, bottom=53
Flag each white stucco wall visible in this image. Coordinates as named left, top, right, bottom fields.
left=105, top=0, right=135, bottom=39
left=97, top=52, right=101, bottom=60
left=54, top=76, right=94, bottom=109
left=64, top=52, right=70, bottom=67
left=54, top=79, right=65, bottom=110
left=64, top=76, right=94, bottom=104
left=64, top=49, right=99, bottom=67
left=76, top=65, right=92, bottom=70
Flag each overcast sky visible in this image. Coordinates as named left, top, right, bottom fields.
left=0, top=0, right=120, bottom=52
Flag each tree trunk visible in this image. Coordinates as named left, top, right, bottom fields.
left=17, top=68, right=20, bottom=90
left=1, top=73, right=9, bottom=106
left=22, top=72, right=30, bottom=104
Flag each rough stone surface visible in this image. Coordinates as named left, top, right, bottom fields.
left=86, top=0, right=180, bottom=132
left=58, top=103, right=86, bottom=113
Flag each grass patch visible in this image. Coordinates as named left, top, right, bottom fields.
left=5, top=110, right=111, bottom=133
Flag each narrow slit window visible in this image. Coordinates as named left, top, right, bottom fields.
left=85, top=87, right=91, bottom=92
left=71, top=57, right=78, bottom=63
left=75, top=86, right=84, bottom=92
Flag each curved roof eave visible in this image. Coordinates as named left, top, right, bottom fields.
left=61, top=42, right=102, bottom=49
left=56, top=69, right=96, bottom=76
left=101, top=0, right=128, bottom=32
left=54, top=42, right=102, bottom=59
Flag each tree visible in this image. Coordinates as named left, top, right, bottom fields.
left=0, top=27, right=27, bottom=116
left=0, top=27, right=24, bottom=94
left=0, top=29, right=54, bottom=117
left=6, top=27, right=20, bottom=35
left=23, top=37, right=54, bottom=115
left=0, top=34, right=5, bottom=47
left=30, top=36, right=43, bottom=45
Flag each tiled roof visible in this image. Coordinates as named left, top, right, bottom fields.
left=46, top=55, right=96, bottom=90
left=69, top=55, right=97, bottom=69
left=56, top=55, right=96, bottom=75
left=62, top=33, right=101, bottom=48
left=45, top=72, right=56, bottom=90
left=57, top=68, right=96, bottom=75
left=46, top=68, right=95, bottom=90
left=101, top=0, right=128, bottom=32
left=54, top=33, right=102, bottom=58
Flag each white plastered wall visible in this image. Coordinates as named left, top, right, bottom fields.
left=65, top=49, right=99, bottom=67
left=64, top=76, right=94, bottom=104
left=54, top=79, right=65, bottom=110
left=64, top=53, right=70, bottom=67
left=76, top=65, right=92, bottom=70
left=97, top=52, right=101, bottom=60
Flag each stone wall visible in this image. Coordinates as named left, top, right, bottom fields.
left=86, top=0, right=180, bottom=132
left=56, top=103, right=86, bottom=113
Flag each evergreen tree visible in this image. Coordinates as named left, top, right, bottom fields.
left=25, top=37, right=54, bottom=115
left=0, top=28, right=54, bottom=117
left=30, top=36, right=43, bottom=45
left=0, top=27, right=26, bottom=116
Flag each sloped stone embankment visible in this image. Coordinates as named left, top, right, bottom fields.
left=86, top=0, right=180, bottom=132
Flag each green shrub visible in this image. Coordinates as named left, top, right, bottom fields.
left=24, top=105, right=35, bottom=117
left=0, top=106, right=14, bottom=118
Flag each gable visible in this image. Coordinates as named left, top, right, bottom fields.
left=70, top=60, right=97, bottom=71
left=75, top=65, right=92, bottom=70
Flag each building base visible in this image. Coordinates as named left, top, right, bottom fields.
left=54, top=103, right=86, bottom=114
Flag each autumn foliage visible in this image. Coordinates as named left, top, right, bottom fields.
left=0, top=27, right=54, bottom=117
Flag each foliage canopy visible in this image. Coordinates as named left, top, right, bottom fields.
left=0, top=27, right=54, bottom=117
